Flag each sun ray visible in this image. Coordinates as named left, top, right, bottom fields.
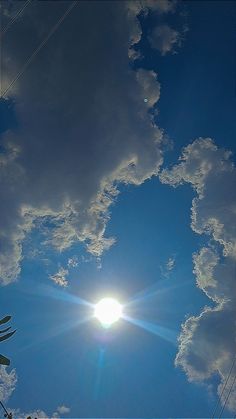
left=93, top=347, right=106, bottom=400
left=31, top=282, right=94, bottom=308
left=126, top=279, right=189, bottom=307
left=20, top=315, right=92, bottom=352
left=123, top=315, right=178, bottom=345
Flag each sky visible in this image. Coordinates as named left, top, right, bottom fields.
left=0, top=0, right=236, bottom=418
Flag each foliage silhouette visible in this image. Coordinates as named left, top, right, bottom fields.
left=0, top=316, right=16, bottom=366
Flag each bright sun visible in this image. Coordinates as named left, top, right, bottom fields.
left=94, top=297, right=123, bottom=328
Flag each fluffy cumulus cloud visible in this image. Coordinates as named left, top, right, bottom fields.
left=0, top=366, right=17, bottom=403
left=149, top=24, right=181, bottom=55
left=161, top=138, right=236, bottom=258
left=0, top=1, right=165, bottom=285
left=160, top=138, right=236, bottom=411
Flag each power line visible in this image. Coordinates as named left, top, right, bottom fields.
left=0, top=0, right=2, bottom=96
left=219, top=372, right=236, bottom=419
left=0, top=0, right=32, bottom=39
left=0, top=400, right=12, bottom=418
left=210, top=354, right=236, bottom=419
left=1, top=0, right=78, bottom=98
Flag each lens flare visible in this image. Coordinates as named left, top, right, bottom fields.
left=94, top=298, right=123, bottom=328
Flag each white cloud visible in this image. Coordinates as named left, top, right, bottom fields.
left=149, top=24, right=182, bottom=55
left=160, top=138, right=236, bottom=411
left=67, top=256, right=79, bottom=268
left=161, top=255, right=176, bottom=278
left=0, top=366, right=17, bottom=403
left=56, top=405, right=70, bottom=415
left=0, top=2, right=164, bottom=285
left=12, top=408, right=49, bottom=419
left=160, top=138, right=236, bottom=257
left=50, top=267, right=69, bottom=288
left=166, top=256, right=175, bottom=271
left=10, top=405, right=71, bottom=419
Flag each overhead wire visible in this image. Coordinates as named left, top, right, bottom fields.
left=210, top=353, right=236, bottom=419
left=0, top=0, right=2, bottom=96
left=218, top=371, right=236, bottom=419
left=1, top=0, right=78, bottom=98
left=0, top=0, right=32, bottom=39
left=0, top=400, right=11, bottom=418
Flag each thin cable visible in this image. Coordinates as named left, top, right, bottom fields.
left=2, top=0, right=77, bottom=98
left=0, top=0, right=32, bottom=39
left=0, top=0, right=2, bottom=96
left=219, top=372, right=236, bottom=419
left=0, top=400, right=10, bottom=417
left=210, top=355, right=236, bottom=419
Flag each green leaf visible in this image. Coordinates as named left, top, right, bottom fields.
left=0, top=316, right=11, bottom=325
left=0, top=330, right=16, bottom=342
left=0, top=327, right=11, bottom=334
left=0, top=354, right=10, bottom=366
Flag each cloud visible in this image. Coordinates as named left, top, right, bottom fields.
left=10, top=405, right=70, bottom=419
left=160, top=138, right=236, bottom=411
left=161, top=255, right=176, bottom=278
left=166, top=256, right=175, bottom=271
left=50, top=267, right=69, bottom=288
left=56, top=405, right=70, bottom=415
left=136, top=69, right=160, bottom=108
left=0, top=367, right=70, bottom=418
left=67, top=256, right=79, bottom=268
left=0, top=1, right=164, bottom=285
left=127, top=0, right=177, bottom=58
left=12, top=409, right=49, bottom=419
left=161, top=138, right=236, bottom=258
left=0, top=366, right=17, bottom=403
left=149, top=24, right=182, bottom=55
left=176, top=252, right=236, bottom=411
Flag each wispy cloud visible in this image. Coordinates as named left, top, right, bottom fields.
left=161, top=255, right=176, bottom=278
left=0, top=366, right=17, bottom=403
left=67, top=256, right=79, bottom=268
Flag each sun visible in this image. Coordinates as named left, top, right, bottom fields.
left=94, top=297, right=123, bottom=328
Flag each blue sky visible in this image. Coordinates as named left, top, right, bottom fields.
left=0, top=1, right=236, bottom=418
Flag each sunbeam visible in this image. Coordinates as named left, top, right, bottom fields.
left=123, top=315, right=178, bottom=345
left=20, top=315, right=92, bottom=352
left=94, top=347, right=106, bottom=400
left=126, top=279, right=189, bottom=307
left=29, top=282, right=94, bottom=308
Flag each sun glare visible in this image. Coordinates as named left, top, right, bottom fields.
left=94, top=297, right=123, bottom=328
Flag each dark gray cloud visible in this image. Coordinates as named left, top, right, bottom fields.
left=0, top=1, right=165, bottom=284
left=149, top=24, right=182, bottom=55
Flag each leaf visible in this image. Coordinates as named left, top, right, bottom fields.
left=0, top=330, right=16, bottom=342
left=0, top=354, right=10, bottom=366
left=0, top=316, right=11, bottom=325
left=0, top=327, right=11, bottom=334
